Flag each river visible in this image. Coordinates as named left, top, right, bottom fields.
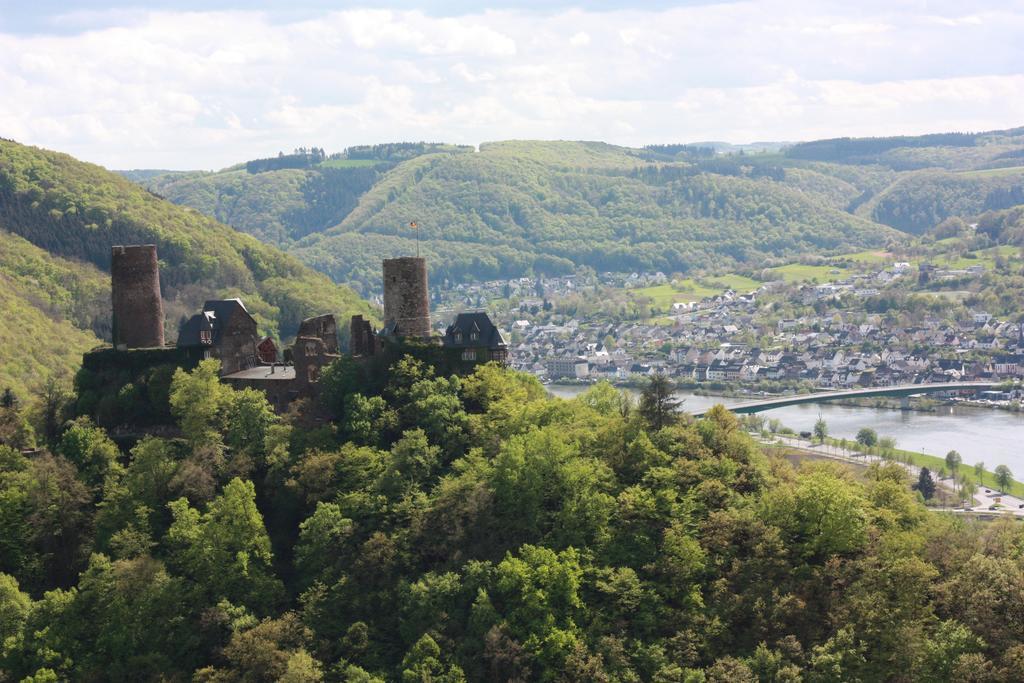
left=547, top=384, right=1024, bottom=475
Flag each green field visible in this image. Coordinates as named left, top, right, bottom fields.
left=933, top=245, right=1021, bottom=270
left=767, top=263, right=852, bottom=283
left=317, top=158, right=381, bottom=169
left=708, top=273, right=762, bottom=292
left=841, top=249, right=894, bottom=264
left=632, top=282, right=718, bottom=307
left=632, top=274, right=762, bottom=310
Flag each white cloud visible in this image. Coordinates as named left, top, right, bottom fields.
left=0, top=1, right=1021, bottom=169
left=569, top=31, right=590, bottom=47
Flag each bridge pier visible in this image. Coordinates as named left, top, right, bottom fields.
left=900, top=396, right=911, bottom=410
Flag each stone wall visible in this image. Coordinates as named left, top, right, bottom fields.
left=111, top=245, right=164, bottom=349
left=350, top=315, right=378, bottom=356
left=215, top=313, right=258, bottom=374
left=298, top=314, right=339, bottom=354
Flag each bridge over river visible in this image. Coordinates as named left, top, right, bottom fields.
left=692, top=381, right=1000, bottom=418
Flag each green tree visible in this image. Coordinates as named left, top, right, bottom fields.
left=975, top=461, right=985, bottom=487
left=0, top=572, right=30, bottom=654
left=0, top=388, right=16, bottom=409
left=856, top=427, right=878, bottom=449
left=945, top=450, right=962, bottom=477
left=223, top=388, right=277, bottom=462
left=813, top=416, right=828, bottom=443
left=917, top=467, right=936, bottom=500
left=401, top=633, right=466, bottom=683
left=638, top=374, right=681, bottom=430
left=57, top=417, right=123, bottom=493
left=166, top=478, right=282, bottom=612
left=169, top=360, right=229, bottom=447
left=994, top=465, right=1013, bottom=493
left=761, top=469, right=868, bottom=560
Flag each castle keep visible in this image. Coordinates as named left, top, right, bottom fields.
left=351, top=255, right=508, bottom=368
left=111, top=245, right=165, bottom=349
left=381, top=256, right=431, bottom=338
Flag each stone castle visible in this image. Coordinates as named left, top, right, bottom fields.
left=350, top=255, right=508, bottom=366
left=92, top=246, right=507, bottom=414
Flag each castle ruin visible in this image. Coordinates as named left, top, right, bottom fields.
left=350, top=255, right=508, bottom=369
left=111, top=245, right=165, bottom=349
left=381, top=256, right=431, bottom=338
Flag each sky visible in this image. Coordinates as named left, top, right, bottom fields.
left=1, top=0, right=1023, bottom=169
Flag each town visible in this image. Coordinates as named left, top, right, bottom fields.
left=430, top=256, right=1024, bottom=400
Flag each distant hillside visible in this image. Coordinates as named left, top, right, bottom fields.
left=785, top=126, right=1024, bottom=170
left=857, top=168, right=1024, bottom=234
left=0, top=228, right=106, bottom=391
left=139, top=140, right=910, bottom=294
left=0, top=140, right=377, bottom=389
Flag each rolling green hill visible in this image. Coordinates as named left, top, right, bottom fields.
left=139, top=140, right=908, bottom=294
left=0, top=228, right=106, bottom=391
left=132, top=128, right=1024, bottom=295
left=856, top=168, right=1024, bottom=234
left=0, top=139, right=376, bottom=390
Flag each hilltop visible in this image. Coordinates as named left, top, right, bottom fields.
left=135, top=140, right=899, bottom=293
left=0, top=140, right=376, bottom=390
left=133, top=129, right=1024, bottom=294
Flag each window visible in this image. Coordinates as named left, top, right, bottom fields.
left=454, top=331, right=463, bottom=343
left=461, top=350, right=476, bottom=361
left=470, top=331, right=479, bottom=341
left=200, top=330, right=212, bottom=345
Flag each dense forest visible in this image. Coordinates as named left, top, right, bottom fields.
left=0, top=140, right=378, bottom=390
left=3, top=357, right=1024, bottom=681
left=0, top=229, right=106, bottom=389
left=134, top=130, right=1024, bottom=295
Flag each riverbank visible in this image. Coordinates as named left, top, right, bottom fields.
left=547, top=383, right=1024, bottom=483
left=768, top=434, right=1024, bottom=516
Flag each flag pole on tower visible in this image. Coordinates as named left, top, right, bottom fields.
left=410, top=221, right=419, bottom=258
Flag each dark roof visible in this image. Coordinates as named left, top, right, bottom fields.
left=177, top=299, right=255, bottom=347
left=177, top=311, right=215, bottom=347
left=443, top=312, right=506, bottom=349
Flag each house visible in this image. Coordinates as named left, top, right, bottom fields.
left=256, top=336, right=278, bottom=364
left=443, top=312, right=509, bottom=364
left=178, top=298, right=258, bottom=374
left=546, top=356, right=589, bottom=379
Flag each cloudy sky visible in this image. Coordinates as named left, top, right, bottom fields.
left=2, top=0, right=1023, bottom=169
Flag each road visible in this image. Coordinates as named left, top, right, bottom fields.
left=767, top=434, right=1024, bottom=517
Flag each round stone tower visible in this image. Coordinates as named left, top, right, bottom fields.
left=111, top=244, right=165, bottom=349
left=382, top=256, right=431, bottom=338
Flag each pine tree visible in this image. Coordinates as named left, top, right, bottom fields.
left=638, top=373, right=681, bottom=430
left=917, top=467, right=936, bottom=499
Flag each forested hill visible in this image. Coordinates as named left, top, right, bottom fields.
left=136, top=140, right=900, bottom=293
left=136, top=129, right=1024, bottom=294
left=0, top=228, right=106, bottom=390
left=5, top=356, right=1024, bottom=680
left=0, top=140, right=376, bottom=389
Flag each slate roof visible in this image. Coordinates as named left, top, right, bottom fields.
left=443, top=312, right=506, bottom=349
left=177, top=299, right=254, bottom=347
left=177, top=311, right=215, bottom=347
